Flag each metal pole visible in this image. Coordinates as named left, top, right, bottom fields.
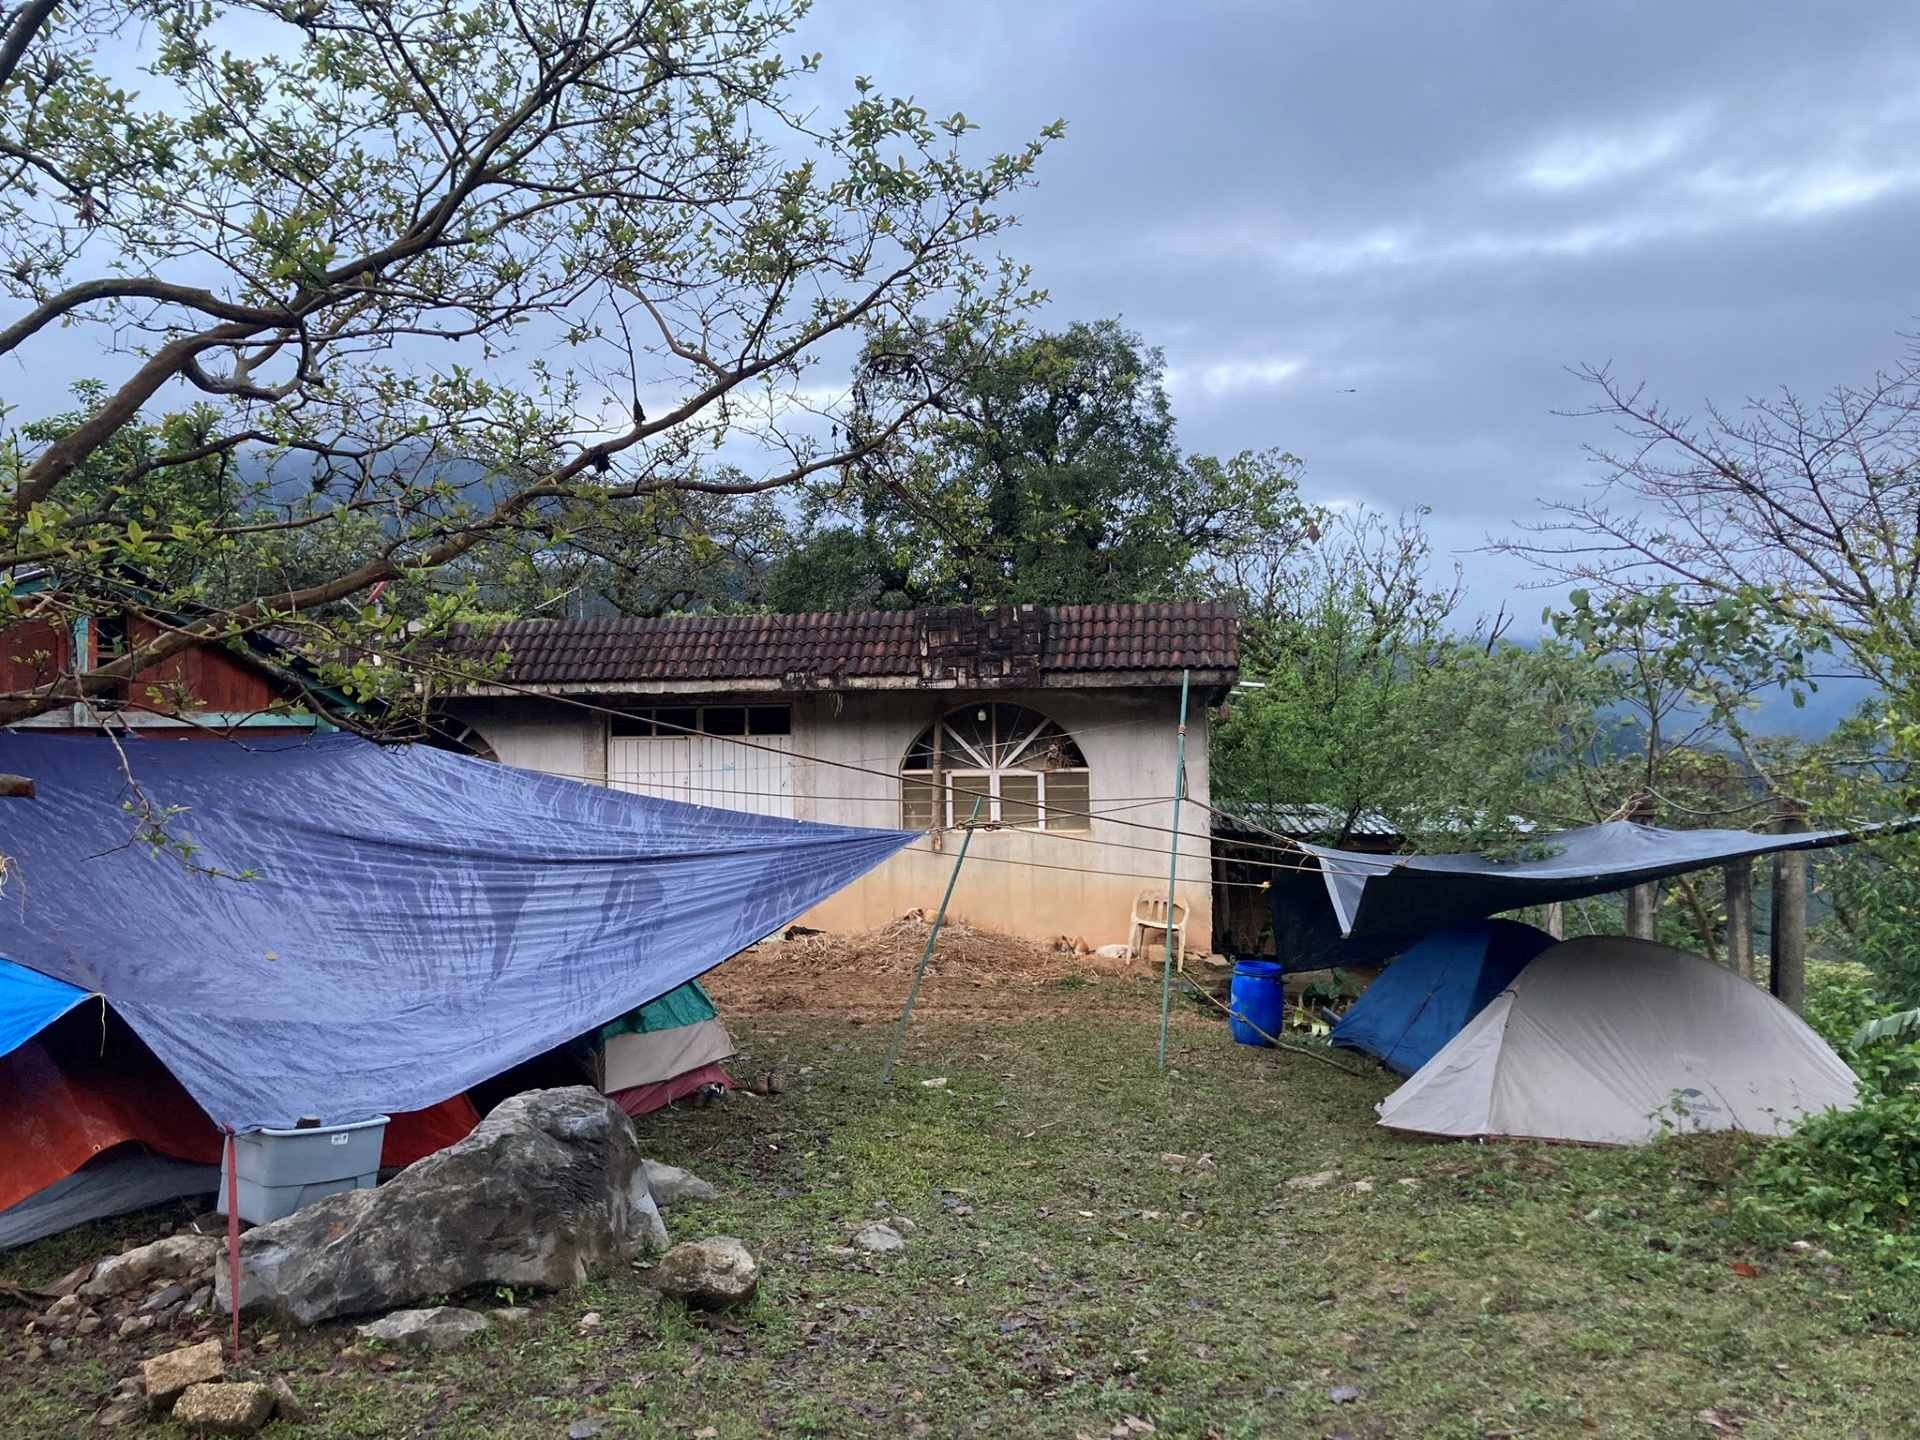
left=1158, top=669, right=1192, bottom=1072
left=881, top=791, right=984, bottom=1085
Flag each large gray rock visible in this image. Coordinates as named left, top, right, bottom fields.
left=217, top=1087, right=651, bottom=1326
left=643, top=1160, right=719, bottom=1207
left=653, top=1236, right=759, bottom=1309
left=356, top=1306, right=491, bottom=1350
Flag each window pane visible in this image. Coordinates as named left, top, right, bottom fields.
left=902, top=778, right=939, bottom=830
left=749, top=705, right=792, bottom=736
left=1044, top=770, right=1091, bottom=831
left=950, top=773, right=992, bottom=825
left=654, top=706, right=698, bottom=735
left=703, top=706, right=747, bottom=736
left=902, top=726, right=934, bottom=771
left=1000, top=772, right=1041, bottom=828
left=609, top=710, right=652, bottom=737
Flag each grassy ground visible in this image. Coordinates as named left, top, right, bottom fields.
left=6, top=978, right=1919, bottom=1438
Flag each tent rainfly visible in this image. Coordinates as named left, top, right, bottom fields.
left=1375, top=936, right=1861, bottom=1145
left=1330, top=919, right=1556, bottom=1076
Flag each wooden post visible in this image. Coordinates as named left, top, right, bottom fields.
left=1624, top=792, right=1658, bottom=940
left=1724, top=858, right=1754, bottom=981
left=1543, top=901, right=1565, bottom=940
left=1770, top=801, right=1808, bottom=1014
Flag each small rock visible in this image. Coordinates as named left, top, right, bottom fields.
left=144, top=1338, right=225, bottom=1413
left=93, top=1395, right=145, bottom=1429
left=46, top=1335, right=68, bottom=1356
left=141, top=1282, right=192, bottom=1314
left=490, top=1306, right=534, bottom=1326
left=1192, top=1153, right=1218, bottom=1174
left=567, top=1422, right=606, bottom=1440
left=1788, top=1239, right=1815, bottom=1253
left=183, top=1286, right=213, bottom=1317
left=1284, top=1169, right=1337, bottom=1191
left=267, top=1375, right=305, bottom=1423
left=1396, top=1178, right=1420, bottom=1188
left=75, top=1313, right=103, bottom=1337
left=41, top=1291, right=85, bottom=1326
left=1350, top=1180, right=1374, bottom=1194
left=887, top=1216, right=919, bottom=1235
left=1329, top=1385, right=1363, bottom=1404
left=116, top=1314, right=156, bottom=1340
left=355, top=1306, right=492, bottom=1351
left=851, top=1221, right=906, bottom=1254
left=578, top=1310, right=605, bottom=1333
left=920, top=1077, right=948, bottom=1089
left=1160, top=1152, right=1189, bottom=1171
left=48, top=1260, right=96, bottom=1297
left=644, top=1160, right=719, bottom=1207
left=653, top=1236, right=759, bottom=1309
left=173, top=1380, right=275, bottom=1435
left=83, top=1234, right=221, bottom=1299
left=629, top=1183, right=670, bottom=1254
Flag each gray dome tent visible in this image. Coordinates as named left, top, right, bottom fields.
left=1376, top=936, right=1860, bottom=1146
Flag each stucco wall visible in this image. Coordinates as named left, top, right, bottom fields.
left=444, top=685, right=1212, bottom=949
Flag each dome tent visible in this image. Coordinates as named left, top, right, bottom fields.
left=1376, top=936, right=1859, bottom=1145
left=1331, top=919, right=1557, bottom=1076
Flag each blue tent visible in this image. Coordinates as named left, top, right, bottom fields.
left=1330, top=919, right=1556, bottom=1075
left=0, top=732, right=916, bottom=1132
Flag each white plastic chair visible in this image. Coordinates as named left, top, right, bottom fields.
left=1130, top=891, right=1190, bottom=970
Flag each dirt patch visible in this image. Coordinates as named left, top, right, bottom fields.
left=706, top=914, right=1150, bottom=1016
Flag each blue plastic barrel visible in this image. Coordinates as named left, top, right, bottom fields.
left=1228, top=960, right=1285, bottom=1047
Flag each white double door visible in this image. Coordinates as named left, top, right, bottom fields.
left=607, top=732, right=795, bottom=818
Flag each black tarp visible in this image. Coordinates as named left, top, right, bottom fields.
left=1300, top=818, right=1909, bottom=946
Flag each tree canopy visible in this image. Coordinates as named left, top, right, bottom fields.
left=765, top=320, right=1312, bottom=610
left=0, top=0, right=1056, bottom=725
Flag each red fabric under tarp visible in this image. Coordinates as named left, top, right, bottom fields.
left=609, top=1062, right=734, bottom=1118
left=0, top=1013, right=479, bottom=1214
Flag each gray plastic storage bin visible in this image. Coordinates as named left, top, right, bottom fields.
left=216, top=1115, right=389, bottom=1224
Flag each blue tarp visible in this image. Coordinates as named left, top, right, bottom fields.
left=0, top=732, right=916, bottom=1132
left=1330, top=919, right=1556, bottom=1075
left=0, top=956, right=89, bottom=1062
left=1303, top=819, right=1900, bottom=946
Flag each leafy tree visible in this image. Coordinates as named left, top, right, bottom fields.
left=1211, top=510, right=1575, bottom=849
left=766, top=320, right=1312, bottom=609
left=0, top=0, right=1055, bottom=725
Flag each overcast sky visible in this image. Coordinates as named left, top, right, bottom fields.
left=800, top=0, right=1920, bottom=626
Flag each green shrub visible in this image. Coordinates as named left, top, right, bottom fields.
left=1805, top=960, right=1885, bottom=1051
left=1737, top=972, right=1920, bottom=1267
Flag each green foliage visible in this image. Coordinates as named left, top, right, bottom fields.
left=769, top=320, right=1314, bottom=610
left=0, top=0, right=1054, bottom=730
left=1211, top=509, right=1578, bottom=847
left=1804, top=961, right=1888, bottom=1051
left=1736, top=963, right=1920, bottom=1265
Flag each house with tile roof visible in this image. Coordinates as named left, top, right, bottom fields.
left=434, top=602, right=1238, bottom=946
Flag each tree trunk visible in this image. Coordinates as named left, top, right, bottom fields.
left=1770, top=804, right=1808, bottom=1014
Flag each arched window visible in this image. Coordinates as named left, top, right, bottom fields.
left=901, top=703, right=1090, bottom=832
left=427, top=719, right=500, bottom=764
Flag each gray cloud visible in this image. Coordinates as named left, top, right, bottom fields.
left=801, top=0, right=1920, bottom=621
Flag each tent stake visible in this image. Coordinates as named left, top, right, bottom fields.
left=881, top=792, right=984, bottom=1085
left=1157, top=669, right=1192, bottom=1072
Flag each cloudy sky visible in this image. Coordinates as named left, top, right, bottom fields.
left=803, top=0, right=1920, bottom=626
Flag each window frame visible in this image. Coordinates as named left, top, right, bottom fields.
left=900, top=704, right=1090, bottom=833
